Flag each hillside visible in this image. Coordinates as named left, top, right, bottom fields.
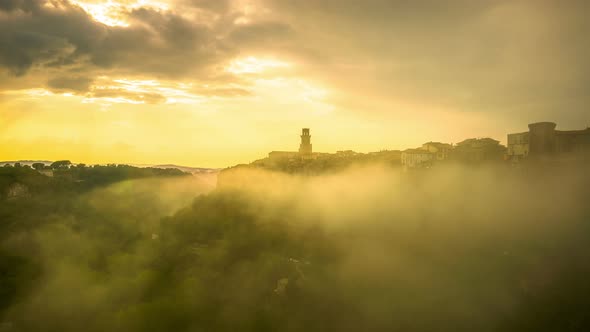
left=1, top=160, right=590, bottom=331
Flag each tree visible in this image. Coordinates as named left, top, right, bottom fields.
left=50, top=160, right=71, bottom=169
left=32, top=163, right=45, bottom=170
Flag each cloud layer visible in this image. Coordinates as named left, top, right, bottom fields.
left=2, top=0, right=589, bottom=113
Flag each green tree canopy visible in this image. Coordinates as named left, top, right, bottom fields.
left=31, top=163, right=45, bottom=170
left=50, top=160, right=72, bottom=169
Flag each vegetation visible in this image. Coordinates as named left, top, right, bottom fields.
left=50, top=160, right=72, bottom=169
left=1, top=162, right=590, bottom=331
left=0, top=163, right=187, bottom=199
left=248, top=150, right=402, bottom=175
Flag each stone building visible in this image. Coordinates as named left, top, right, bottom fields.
left=507, top=122, right=590, bottom=161
left=401, top=141, right=452, bottom=168
left=401, top=149, right=435, bottom=168
left=452, top=138, right=506, bottom=163
left=421, top=142, right=453, bottom=160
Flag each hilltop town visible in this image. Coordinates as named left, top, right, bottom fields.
left=235, top=123, right=590, bottom=174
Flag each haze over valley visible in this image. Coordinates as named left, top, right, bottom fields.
left=1, top=1, right=590, bottom=331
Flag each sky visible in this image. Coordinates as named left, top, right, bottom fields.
left=1, top=0, right=589, bottom=167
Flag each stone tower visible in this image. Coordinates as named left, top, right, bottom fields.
left=528, top=122, right=556, bottom=156
left=299, top=128, right=312, bottom=155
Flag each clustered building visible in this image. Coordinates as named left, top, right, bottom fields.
left=267, top=122, right=590, bottom=168
left=401, top=142, right=453, bottom=168
left=401, top=138, right=505, bottom=168
left=401, top=122, right=590, bottom=168
left=506, top=122, right=590, bottom=162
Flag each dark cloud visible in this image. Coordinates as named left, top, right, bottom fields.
left=0, top=31, right=71, bottom=75
left=47, top=76, right=93, bottom=92
left=0, top=0, right=588, bottom=123
left=0, top=0, right=296, bottom=98
left=260, top=0, right=590, bottom=122
left=88, top=14, right=219, bottom=77
left=0, top=0, right=105, bottom=75
left=0, top=0, right=234, bottom=83
left=228, top=21, right=293, bottom=48
left=0, top=0, right=38, bottom=12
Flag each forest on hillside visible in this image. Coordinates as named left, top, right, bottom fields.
left=1, top=162, right=590, bottom=332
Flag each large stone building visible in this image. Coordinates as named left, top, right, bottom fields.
left=507, top=122, right=590, bottom=161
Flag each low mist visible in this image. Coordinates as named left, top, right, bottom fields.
left=1, top=164, right=589, bottom=331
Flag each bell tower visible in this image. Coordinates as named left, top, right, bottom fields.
left=299, top=128, right=312, bottom=155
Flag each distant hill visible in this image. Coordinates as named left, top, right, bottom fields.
left=0, top=160, right=52, bottom=167
left=0, top=161, right=220, bottom=174
left=151, top=164, right=220, bottom=174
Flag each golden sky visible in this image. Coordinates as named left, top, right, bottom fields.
left=1, top=0, right=589, bottom=167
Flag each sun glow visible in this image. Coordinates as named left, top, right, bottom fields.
left=249, top=78, right=335, bottom=115
left=226, top=57, right=291, bottom=74
left=70, top=0, right=170, bottom=27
